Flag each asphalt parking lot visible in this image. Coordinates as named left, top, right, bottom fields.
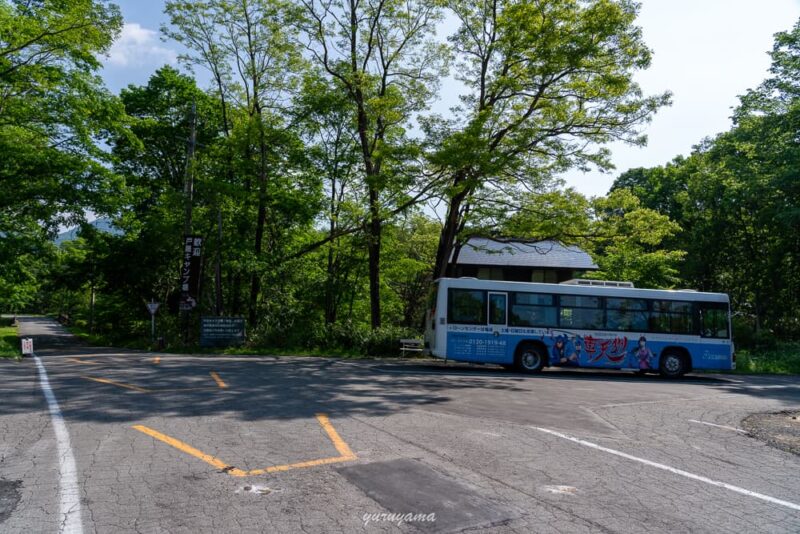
left=2, top=317, right=799, bottom=533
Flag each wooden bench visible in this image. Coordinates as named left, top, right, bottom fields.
left=399, top=338, right=424, bottom=358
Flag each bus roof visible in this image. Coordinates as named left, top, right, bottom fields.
left=435, top=277, right=729, bottom=303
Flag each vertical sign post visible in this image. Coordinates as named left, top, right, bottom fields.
left=180, top=102, right=197, bottom=342
left=146, top=300, right=160, bottom=342
left=180, top=235, right=203, bottom=311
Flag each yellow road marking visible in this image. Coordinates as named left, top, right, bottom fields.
left=67, top=358, right=101, bottom=365
left=132, top=425, right=247, bottom=476
left=152, top=387, right=219, bottom=393
left=132, top=413, right=356, bottom=477
left=245, top=454, right=355, bottom=475
left=210, top=371, right=227, bottom=389
left=83, top=376, right=151, bottom=393
left=82, top=376, right=219, bottom=394
left=315, top=413, right=356, bottom=459
left=152, top=356, right=161, bottom=365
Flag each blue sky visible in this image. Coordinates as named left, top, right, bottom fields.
left=101, top=0, right=800, bottom=197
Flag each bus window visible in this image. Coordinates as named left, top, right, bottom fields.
left=650, top=300, right=695, bottom=334
left=488, top=293, right=507, bottom=325
left=560, top=295, right=601, bottom=308
left=559, top=295, right=603, bottom=330
left=510, top=292, right=557, bottom=327
left=605, top=298, right=648, bottom=332
left=700, top=303, right=730, bottom=338
left=448, top=289, right=486, bottom=324
left=560, top=307, right=603, bottom=329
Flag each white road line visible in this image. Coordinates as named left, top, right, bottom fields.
left=532, top=426, right=800, bottom=513
left=33, top=353, right=83, bottom=534
left=597, top=394, right=739, bottom=408
left=688, top=419, right=747, bottom=433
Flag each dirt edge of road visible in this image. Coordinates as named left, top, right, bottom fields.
left=742, top=410, right=800, bottom=455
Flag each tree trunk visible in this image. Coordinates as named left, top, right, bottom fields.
left=433, top=173, right=469, bottom=280
left=88, top=278, right=95, bottom=334
left=249, top=201, right=266, bottom=327
left=368, top=186, right=382, bottom=328
left=231, top=272, right=241, bottom=316
left=215, top=207, right=223, bottom=316
left=213, top=70, right=231, bottom=318
left=249, top=95, right=268, bottom=327
left=325, top=175, right=338, bottom=325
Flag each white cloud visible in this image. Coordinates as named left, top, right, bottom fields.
left=105, top=22, right=177, bottom=68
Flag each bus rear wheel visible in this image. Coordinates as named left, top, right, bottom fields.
left=659, top=350, right=688, bottom=378
left=516, top=343, right=546, bottom=374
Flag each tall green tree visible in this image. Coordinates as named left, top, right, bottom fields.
left=586, top=189, right=684, bottom=288
left=165, top=0, right=312, bottom=326
left=0, top=0, right=124, bottom=229
left=429, top=0, right=670, bottom=280
left=293, top=76, right=364, bottom=324
left=111, top=66, right=220, bottom=310
left=611, top=19, right=800, bottom=336
left=501, top=188, right=684, bottom=288
left=299, top=0, right=448, bottom=328
left=0, top=0, right=124, bottom=313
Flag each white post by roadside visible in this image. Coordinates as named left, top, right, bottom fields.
left=146, top=300, right=160, bottom=343
left=21, top=337, right=33, bottom=357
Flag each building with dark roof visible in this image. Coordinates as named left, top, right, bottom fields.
left=452, top=237, right=598, bottom=283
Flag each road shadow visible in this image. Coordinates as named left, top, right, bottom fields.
left=3, top=317, right=799, bottom=428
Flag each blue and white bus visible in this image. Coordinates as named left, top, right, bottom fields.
left=424, top=278, right=734, bottom=377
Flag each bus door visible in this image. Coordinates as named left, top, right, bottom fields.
left=487, top=292, right=509, bottom=362
left=488, top=292, right=507, bottom=330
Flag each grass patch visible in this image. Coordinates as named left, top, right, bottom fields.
left=0, top=318, right=21, bottom=360
left=169, top=344, right=367, bottom=359
left=733, top=342, right=800, bottom=375
left=63, top=321, right=371, bottom=359
left=65, top=321, right=154, bottom=350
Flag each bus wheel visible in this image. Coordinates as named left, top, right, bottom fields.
left=516, top=344, right=546, bottom=374
left=659, top=350, right=687, bottom=378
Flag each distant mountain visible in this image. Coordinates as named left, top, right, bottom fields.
left=55, top=218, right=121, bottom=245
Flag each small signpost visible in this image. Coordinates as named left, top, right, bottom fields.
left=146, top=300, right=160, bottom=342
left=21, top=338, right=33, bottom=356
left=200, top=317, right=245, bottom=348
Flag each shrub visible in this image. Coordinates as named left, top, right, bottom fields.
left=363, top=326, right=421, bottom=357
left=732, top=315, right=755, bottom=349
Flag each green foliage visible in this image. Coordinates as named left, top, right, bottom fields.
left=429, top=0, right=670, bottom=279
left=611, top=20, right=800, bottom=337
left=0, top=217, right=54, bottom=311
left=0, top=0, right=125, bottom=229
left=0, top=0, right=125, bottom=314
left=289, top=321, right=420, bottom=357
left=587, top=189, right=685, bottom=288
left=734, top=343, right=800, bottom=375
left=0, top=318, right=20, bottom=360
left=381, top=214, right=440, bottom=327
left=502, top=188, right=592, bottom=240
left=500, top=188, right=685, bottom=289
left=9, top=2, right=800, bottom=369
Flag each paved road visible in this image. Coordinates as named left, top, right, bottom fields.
left=1, top=316, right=799, bottom=533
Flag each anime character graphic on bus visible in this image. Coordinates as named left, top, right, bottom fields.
left=573, top=335, right=584, bottom=363
left=630, top=336, right=655, bottom=370
left=552, top=334, right=580, bottom=366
